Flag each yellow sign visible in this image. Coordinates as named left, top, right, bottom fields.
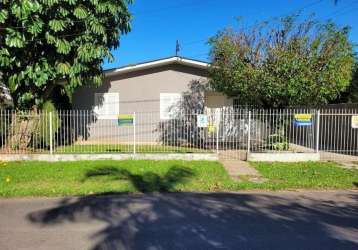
left=293, top=113, right=312, bottom=126
left=352, top=115, right=358, bottom=128
left=208, top=124, right=216, bottom=133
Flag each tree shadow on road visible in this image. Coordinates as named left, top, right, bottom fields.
left=27, top=190, right=358, bottom=249
left=84, top=165, right=193, bottom=192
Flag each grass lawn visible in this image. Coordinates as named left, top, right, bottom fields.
left=0, top=160, right=357, bottom=197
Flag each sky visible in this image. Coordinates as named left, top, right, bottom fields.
left=103, top=0, right=358, bottom=70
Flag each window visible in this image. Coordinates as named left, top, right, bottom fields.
left=94, top=93, right=119, bottom=119
left=160, top=93, right=181, bottom=120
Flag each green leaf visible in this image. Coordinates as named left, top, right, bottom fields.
left=10, top=4, right=22, bottom=18
left=45, top=32, right=56, bottom=44
left=89, top=20, right=105, bottom=35
left=56, top=62, right=71, bottom=74
left=5, top=30, right=25, bottom=48
left=0, top=9, right=8, bottom=23
left=73, top=6, right=88, bottom=19
left=28, top=20, right=44, bottom=34
left=55, top=39, right=71, bottom=54
left=41, top=0, right=59, bottom=7
left=49, top=19, right=66, bottom=32
left=8, top=75, right=19, bottom=93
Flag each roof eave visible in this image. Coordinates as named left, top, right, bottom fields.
left=105, top=56, right=210, bottom=77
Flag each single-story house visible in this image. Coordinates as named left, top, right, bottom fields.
left=73, top=56, right=236, bottom=116
left=72, top=56, right=237, bottom=144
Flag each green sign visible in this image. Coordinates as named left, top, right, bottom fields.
left=118, top=114, right=134, bottom=126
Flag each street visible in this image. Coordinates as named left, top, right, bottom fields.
left=0, top=191, right=357, bottom=250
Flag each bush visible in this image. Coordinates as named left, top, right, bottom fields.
left=33, top=101, right=60, bottom=148
left=266, top=134, right=289, bottom=151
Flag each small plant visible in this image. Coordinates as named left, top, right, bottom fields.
left=266, top=134, right=289, bottom=151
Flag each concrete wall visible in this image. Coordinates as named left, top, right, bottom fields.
left=248, top=153, right=320, bottom=162
left=0, top=153, right=218, bottom=162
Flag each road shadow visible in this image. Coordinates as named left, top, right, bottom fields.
left=26, top=191, right=358, bottom=250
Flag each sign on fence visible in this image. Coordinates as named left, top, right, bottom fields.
left=118, top=114, right=134, bottom=126
left=208, top=123, right=216, bottom=133
left=293, top=113, right=312, bottom=126
left=352, top=115, right=358, bottom=128
left=197, top=114, right=208, bottom=128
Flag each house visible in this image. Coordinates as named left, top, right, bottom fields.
left=73, top=56, right=236, bottom=116
left=72, top=56, right=237, bottom=144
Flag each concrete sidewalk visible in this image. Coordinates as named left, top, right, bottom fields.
left=0, top=191, right=357, bottom=250
left=220, top=159, right=266, bottom=183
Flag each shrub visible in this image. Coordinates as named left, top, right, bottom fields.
left=33, top=101, right=60, bottom=148
left=266, top=134, right=289, bottom=151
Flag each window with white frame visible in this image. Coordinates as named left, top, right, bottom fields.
left=160, top=93, right=181, bottom=120
left=94, top=93, right=119, bottom=119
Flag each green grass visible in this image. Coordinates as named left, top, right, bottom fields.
left=54, top=144, right=211, bottom=153
left=250, top=162, right=358, bottom=190
left=0, top=160, right=357, bottom=197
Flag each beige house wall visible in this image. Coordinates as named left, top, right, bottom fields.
left=72, top=63, right=233, bottom=144
left=205, top=91, right=234, bottom=109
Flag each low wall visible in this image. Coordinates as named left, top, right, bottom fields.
left=248, top=152, right=320, bottom=162
left=0, top=153, right=218, bottom=162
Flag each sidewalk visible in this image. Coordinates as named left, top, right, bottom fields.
left=219, top=159, right=267, bottom=183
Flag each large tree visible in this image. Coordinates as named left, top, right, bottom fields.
left=0, top=0, right=132, bottom=109
left=209, top=15, right=355, bottom=108
left=336, top=61, right=358, bottom=103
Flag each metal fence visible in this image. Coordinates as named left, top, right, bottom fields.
left=0, top=108, right=357, bottom=161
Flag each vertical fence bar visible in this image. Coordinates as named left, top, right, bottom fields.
left=49, top=111, right=53, bottom=155
left=316, top=109, right=320, bottom=153
left=247, top=110, right=251, bottom=156
left=216, top=109, right=220, bottom=155
left=133, top=111, right=136, bottom=154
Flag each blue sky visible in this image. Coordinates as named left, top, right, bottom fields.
left=103, top=0, right=358, bottom=70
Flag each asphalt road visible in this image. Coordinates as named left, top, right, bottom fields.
left=0, top=191, right=357, bottom=250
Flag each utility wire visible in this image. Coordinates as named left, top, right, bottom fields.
left=181, top=0, right=325, bottom=47
left=321, top=0, right=358, bottom=19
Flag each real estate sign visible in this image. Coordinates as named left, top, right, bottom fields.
left=352, top=115, right=358, bottom=128
left=118, top=114, right=134, bottom=126
left=197, top=114, right=208, bottom=128
left=293, top=114, right=312, bottom=126
left=208, top=123, right=216, bottom=133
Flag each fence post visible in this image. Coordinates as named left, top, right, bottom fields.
left=216, top=109, right=220, bottom=155
left=247, top=111, right=251, bottom=157
left=316, top=109, right=320, bottom=153
left=133, top=112, right=136, bottom=155
left=49, top=111, right=53, bottom=155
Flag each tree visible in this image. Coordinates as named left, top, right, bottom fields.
left=336, top=61, right=358, bottom=103
left=209, top=15, right=355, bottom=108
left=0, top=0, right=132, bottom=109
left=348, top=63, right=358, bottom=102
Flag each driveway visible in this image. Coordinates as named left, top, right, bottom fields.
left=0, top=191, right=357, bottom=250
